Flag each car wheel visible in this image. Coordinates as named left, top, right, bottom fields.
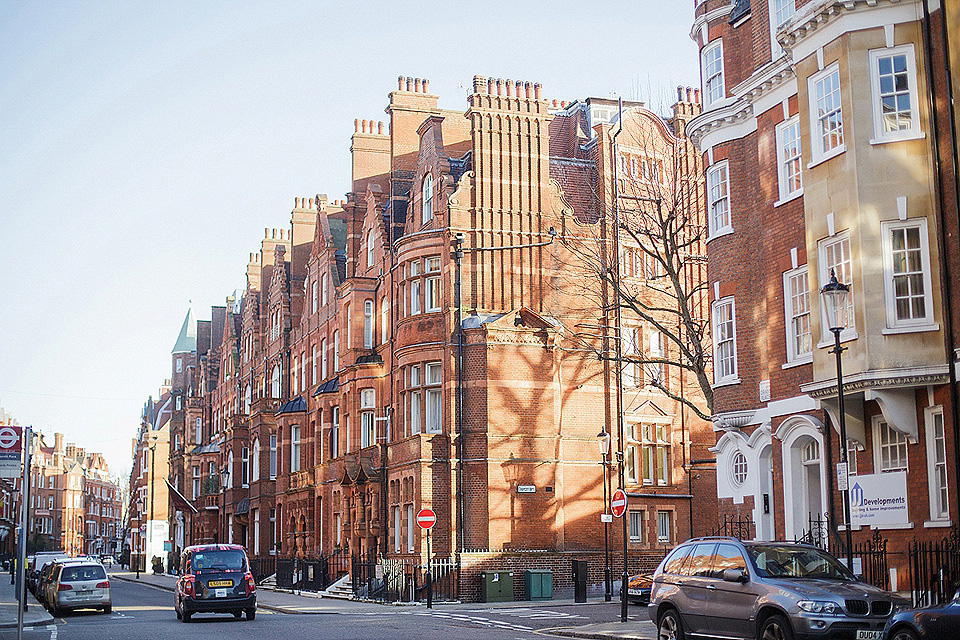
left=890, top=628, right=920, bottom=640
left=103, top=605, right=112, bottom=614
left=182, top=611, right=192, bottom=623
left=233, top=610, right=243, bottom=619
left=658, top=609, right=685, bottom=640
left=246, top=608, right=256, bottom=621
left=760, top=614, right=794, bottom=640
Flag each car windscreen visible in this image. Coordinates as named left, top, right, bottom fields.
left=746, top=545, right=855, bottom=581
left=192, top=550, right=246, bottom=572
left=61, top=565, right=107, bottom=582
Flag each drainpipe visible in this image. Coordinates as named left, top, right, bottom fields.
left=921, top=0, right=960, bottom=520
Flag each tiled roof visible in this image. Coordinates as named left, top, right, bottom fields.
left=313, top=376, right=339, bottom=396
left=172, top=308, right=197, bottom=354
left=276, top=396, right=307, bottom=415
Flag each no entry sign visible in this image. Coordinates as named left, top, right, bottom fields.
left=611, top=489, right=628, bottom=518
left=416, top=508, right=437, bottom=530
left=0, top=426, right=22, bottom=479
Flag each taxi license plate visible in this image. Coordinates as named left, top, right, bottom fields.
left=215, top=588, right=227, bottom=598
left=208, top=580, right=232, bottom=587
left=856, top=631, right=881, bottom=640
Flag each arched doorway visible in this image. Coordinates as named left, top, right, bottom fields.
left=776, top=416, right=827, bottom=542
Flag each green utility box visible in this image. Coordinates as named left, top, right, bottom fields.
left=480, top=571, right=514, bottom=602
left=524, top=569, right=553, bottom=601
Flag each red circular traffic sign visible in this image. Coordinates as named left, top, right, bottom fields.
left=416, top=508, right=437, bottom=530
left=611, top=489, right=628, bottom=518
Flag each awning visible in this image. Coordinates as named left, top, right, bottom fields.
left=165, top=479, right=199, bottom=514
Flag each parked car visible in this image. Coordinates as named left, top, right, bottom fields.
left=627, top=573, right=653, bottom=605
left=882, top=589, right=960, bottom=640
left=42, top=558, right=90, bottom=610
left=648, top=537, right=908, bottom=640
left=29, top=552, right=70, bottom=596
left=48, top=561, right=111, bottom=617
left=175, top=544, right=256, bottom=622
left=100, top=555, right=116, bottom=566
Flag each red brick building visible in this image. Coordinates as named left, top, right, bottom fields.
left=169, top=74, right=716, bottom=600
left=689, top=0, right=960, bottom=596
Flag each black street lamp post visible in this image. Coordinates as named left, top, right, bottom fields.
left=597, top=429, right=612, bottom=602
left=820, top=269, right=854, bottom=571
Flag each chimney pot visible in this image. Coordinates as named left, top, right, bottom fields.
left=415, top=78, right=422, bottom=92
left=406, top=77, right=413, bottom=91
left=354, top=118, right=359, bottom=132
left=397, top=76, right=404, bottom=91
left=534, top=83, right=542, bottom=99
left=506, top=79, right=513, bottom=97
left=423, top=79, right=429, bottom=92
left=378, top=121, right=384, bottom=134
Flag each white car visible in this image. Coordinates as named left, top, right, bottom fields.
left=48, top=561, right=111, bottom=616
left=100, top=556, right=116, bottom=566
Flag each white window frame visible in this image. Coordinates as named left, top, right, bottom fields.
left=312, top=279, right=318, bottom=314
left=808, top=62, right=845, bottom=165
left=269, top=434, right=277, bottom=479
left=872, top=416, right=908, bottom=473
left=425, top=362, right=442, bottom=434
left=321, top=272, right=329, bottom=306
left=290, top=425, right=301, bottom=473
left=363, top=300, right=374, bottom=349
left=924, top=406, right=949, bottom=522
left=657, top=510, right=672, bottom=544
left=783, top=266, right=812, bottom=365
left=422, top=173, right=434, bottom=224
left=361, top=389, right=376, bottom=448
left=311, top=344, right=317, bottom=385
left=628, top=510, right=644, bottom=544
left=769, top=0, right=795, bottom=59
left=366, top=230, right=375, bottom=268
left=701, top=40, right=725, bottom=108
left=381, top=297, right=389, bottom=344
left=818, top=233, right=857, bottom=343
left=406, top=503, right=414, bottom=552
left=241, top=446, right=249, bottom=488
left=712, top=296, right=739, bottom=386
left=775, top=116, right=803, bottom=204
left=706, top=161, right=731, bottom=238
left=333, top=330, right=340, bottom=372
left=251, top=437, right=260, bottom=482
left=881, top=219, right=935, bottom=330
left=426, top=277, right=441, bottom=312
left=410, top=279, right=422, bottom=315
left=321, top=338, right=329, bottom=380
left=869, top=44, right=922, bottom=144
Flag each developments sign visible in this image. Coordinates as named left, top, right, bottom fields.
left=850, top=471, right=908, bottom=528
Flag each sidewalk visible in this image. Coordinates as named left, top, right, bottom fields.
left=112, top=571, right=656, bottom=638
left=0, top=575, right=54, bottom=629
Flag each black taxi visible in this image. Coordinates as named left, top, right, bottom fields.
left=175, top=544, right=256, bottom=622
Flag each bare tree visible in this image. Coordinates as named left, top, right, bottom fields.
left=555, top=103, right=712, bottom=421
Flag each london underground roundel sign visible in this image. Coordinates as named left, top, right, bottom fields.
left=416, top=508, right=437, bottom=530
left=0, top=427, right=19, bottom=450
left=611, top=489, right=628, bottom=518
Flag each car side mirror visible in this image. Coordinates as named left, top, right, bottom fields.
left=723, top=569, right=748, bottom=583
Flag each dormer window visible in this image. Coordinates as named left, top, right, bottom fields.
left=422, top=173, right=434, bottom=225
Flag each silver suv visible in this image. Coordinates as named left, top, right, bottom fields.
left=648, top=537, right=907, bottom=640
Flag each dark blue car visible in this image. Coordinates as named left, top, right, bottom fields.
left=882, top=591, right=960, bottom=640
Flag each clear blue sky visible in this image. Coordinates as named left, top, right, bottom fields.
left=0, top=1, right=700, bottom=478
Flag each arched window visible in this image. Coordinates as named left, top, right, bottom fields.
left=227, top=450, right=234, bottom=489
left=271, top=364, right=281, bottom=399
left=244, top=384, right=252, bottom=414
left=251, top=438, right=260, bottom=482
left=422, top=173, right=434, bottom=224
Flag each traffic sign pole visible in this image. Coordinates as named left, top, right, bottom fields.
left=426, top=529, right=432, bottom=609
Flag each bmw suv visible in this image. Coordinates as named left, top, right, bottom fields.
left=175, top=544, right=256, bottom=622
left=648, top=537, right=907, bottom=640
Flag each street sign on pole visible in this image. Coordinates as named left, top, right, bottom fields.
left=0, top=426, right=22, bottom=479
left=416, top=508, right=437, bottom=530
left=611, top=489, right=628, bottom=518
